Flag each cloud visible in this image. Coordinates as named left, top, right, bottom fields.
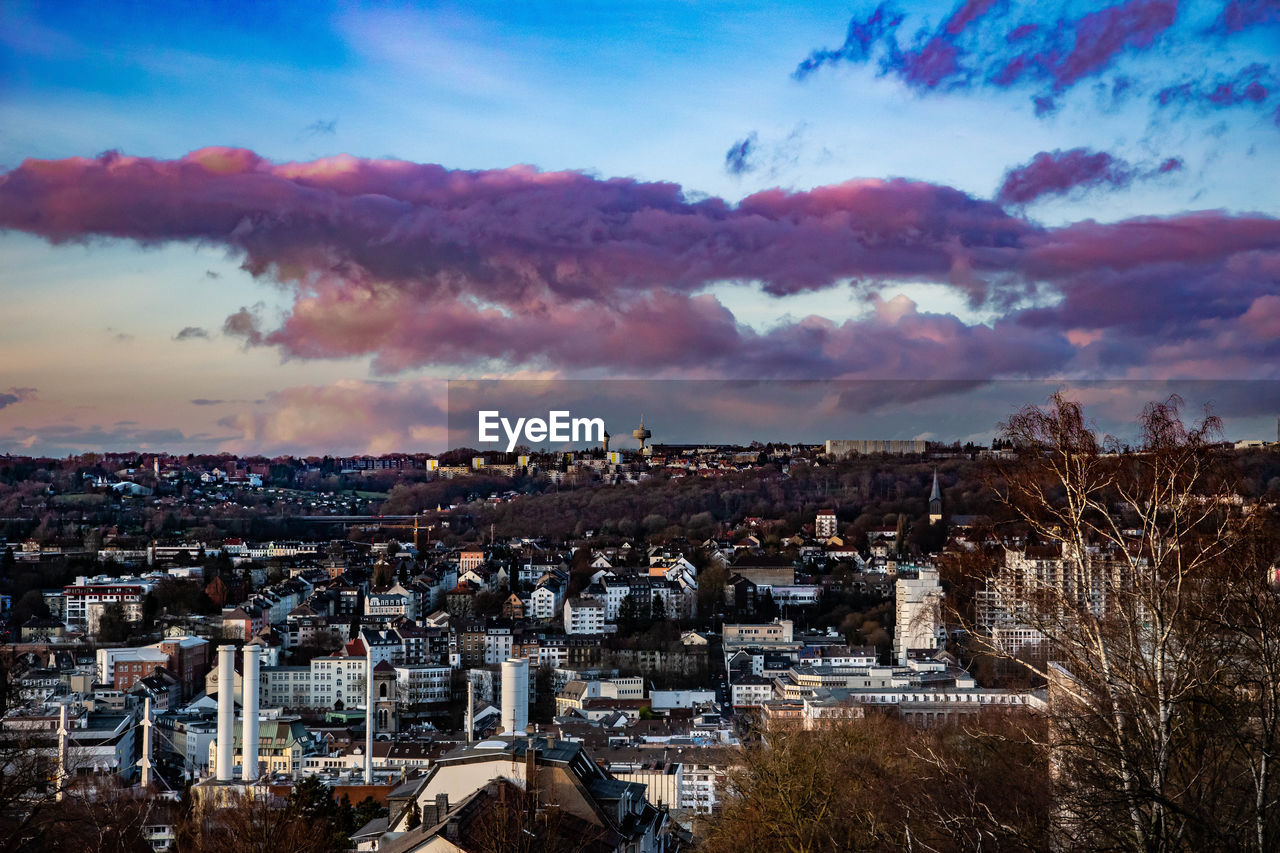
left=174, top=325, right=209, bottom=340
left=303, top=118, right=338, bottom=136
left=795, top=1, right=1278, bottom=121
left=190, top=398, right=225, bottom=406
left=0, top=422, right=205, bottom=456
left=1, top=147, right=1279, bottom=386
left=1157, top=62, right=1275, bottom=112
left=995, top=147, right=1181, bottom=205
left=0, top=387, right=37, bottom=410
left=724, top=133, right=758, bottom=175
left=1213, top=0, right=1280, bottom=34
left=222, top=307, right=264, bottom=345
left=220, top=379, right=447, bottom=455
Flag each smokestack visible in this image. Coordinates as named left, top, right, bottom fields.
left=216, top=644, right=236, bottom=781
left=241, top=644, right=260, bottom=782
left=364, top=639, right=374, bottom=785
left=140, top=697, right=153, bottom=789
left=466, top=680, right=474, bottom=744
left=501, top=658, right=529, bottom=737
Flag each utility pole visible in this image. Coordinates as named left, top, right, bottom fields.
left=365, top=639, right=374, bottom=785
left=56, top=702, right=68, bottom=802
left=140, top=697, right=153, bottom=789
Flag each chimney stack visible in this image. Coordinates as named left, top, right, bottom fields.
left=501, top=658, right=529, bottom=737
left=466, top=680, right=474, bottom=744
left=241, top=644, right=261, bottom=782
left=216, top=644, right=236, bottom=781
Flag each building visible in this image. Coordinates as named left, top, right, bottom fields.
left=564, top=596, right=606, bottom=635
left=377, top=737, right=668, bottom=852
left=894, top=567, right=942, bottom=664
left=63, top=577, right=154, bottom=628
left=815, top=508, right=838, bottom=539
left=723, top=619, right=795, bottom=648
left=100, top=647, right=170, bottom=691
left=153, top=635, right=210, bottom=700
left=207, top=719, right=318, bottom=779
left=825, top=439, right=928, bottom=457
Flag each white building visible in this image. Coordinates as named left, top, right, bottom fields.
left=395, top=665, right=451, bottom=706
left=564, top=597, right=605, bottom=635
left=815, top=509, right=838, bottom=539
left=530, top=581, right=565, bottom=620
left=894, top=567, right=942, bottom=665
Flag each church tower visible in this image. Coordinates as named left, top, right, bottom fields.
left=371, top=661, right=398, bottom=735
left=928, top=470, right=943, bottom=524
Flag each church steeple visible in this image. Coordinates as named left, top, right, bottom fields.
left=929, top=469, right=942, bottom=523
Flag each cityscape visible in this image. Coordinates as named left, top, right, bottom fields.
left=3, top=2, right=1280, bottom=852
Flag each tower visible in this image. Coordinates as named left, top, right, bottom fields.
left=929, top=469, right=942, bottom=524
left=501, top=657, right=529, bottom=736
left=602, top=430, right=610, bottom=453
left=371, top=660, right=398, bottom=736
left=632, top=415, right=652, bottom=453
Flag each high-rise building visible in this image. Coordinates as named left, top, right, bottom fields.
left=815, top=509, right=838, bottom=539
left=894, top=567, right=941, bottom=665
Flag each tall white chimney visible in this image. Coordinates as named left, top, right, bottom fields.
left=466, top=680, right=474, bottom=744
left=364, top=639, right=374, bottom=785
left=501, top=658, right=529, bottom=736
left=216, top=644, right=236, bottom=781
left=241, top=644, right=261, bottom=782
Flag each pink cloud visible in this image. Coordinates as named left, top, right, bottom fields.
left=996, top=148, right=1136, bottom=204
left=2, top=148, right=1279, bottom=384
left=219, top=379, right=448, bottom=456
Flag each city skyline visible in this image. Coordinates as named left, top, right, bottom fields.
left=2, top=1, right=1279, bottom=456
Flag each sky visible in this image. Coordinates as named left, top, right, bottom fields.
left=1, top=0, right=1279, bottom=456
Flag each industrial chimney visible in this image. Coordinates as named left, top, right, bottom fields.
left=501, top=658, right=529, bottom=736
left=216, top=644, right=236, bottom=781
left=241, top=643, right=261, bottom=782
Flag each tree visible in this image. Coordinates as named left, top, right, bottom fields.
left=176, top=790, right=339, bottom=853
left=977, top=393, right=1280, bottom=851
left=618, top=592, right=641, bottom=634
left=651, top=592, right=666, bottom=625
left=756, top=588, right=779, bottom=621
left=698, top=714, right=1049, bottom=853
left=96, top=601, right=131, bottom=643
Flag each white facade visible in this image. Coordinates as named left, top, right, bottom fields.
left=894, top=568, right=942, bottom=664
left=395, top=665, right=451, bottom=706
left=564, top=597, right=605, bottom=635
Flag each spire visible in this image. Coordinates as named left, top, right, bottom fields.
left=930, top=469, right=941, bottom=503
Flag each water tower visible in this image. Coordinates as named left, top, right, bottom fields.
left=632, top=415, right=652, bottom=452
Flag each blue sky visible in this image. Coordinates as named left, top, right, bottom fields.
left=1, top=1, right=1278, bottom=455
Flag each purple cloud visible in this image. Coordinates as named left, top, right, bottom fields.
left=725, top=133, right=758, bottom=175
left=1213, top=0, right=1280, bottom=34
left=0, top=387, right=37, bottom=410
left=996, top=147, right=1179, bottom=205
left=1, top=148, right=1279, bottom=385
left=795, top=1, right=1278, bottom=122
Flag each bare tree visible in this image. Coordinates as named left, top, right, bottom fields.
left=175, top=790, right=337, bottom=853
left=976, top=393, right=1280, bottom=850
left=696, top=713, right=1049, bottom=853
